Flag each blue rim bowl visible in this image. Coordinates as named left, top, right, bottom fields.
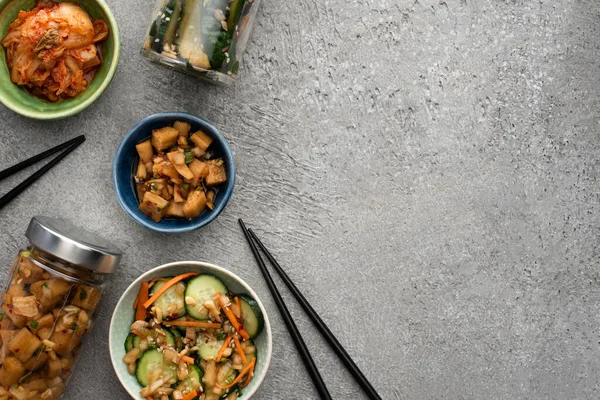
left=112, top=112, right=236, bottom=234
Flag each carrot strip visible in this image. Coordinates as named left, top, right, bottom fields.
left=233, top=296, right=241, bottom=318
left=217, top=293, right=250, bottom=340
left=131, top=329, right=145, bottom=338
left=216, top=335, right=233, bottom=361
left=133, top=295, right=139, bottom=310
left=163, top=321, right=221, bottom=329
left=181, top=390, right=197, bottom=400
left=135, top=282, right=149, bottom=321
left=215, top=357, right=256, bottom=389
left=233, top=337, right=247, bottom=364
left=241, top=361, right=255, bottom=388
left=180, top=355, right=195, bottom=364
left=143, top=272, right=198, bottom=309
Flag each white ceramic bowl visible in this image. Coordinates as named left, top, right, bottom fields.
left=109, top=261, right=272, bottom=399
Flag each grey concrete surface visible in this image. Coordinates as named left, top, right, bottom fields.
left=0, top=0, right=599, bottom=398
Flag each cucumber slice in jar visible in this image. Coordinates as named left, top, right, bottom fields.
left=177, top=0, right=211, bottom=69
left=200, top=0, right=229, bottom=68
left=150, top=280, right=186, bottom=320
left=151, top=0, right=178, bottom=52
left=238, top=294, right=264, bottom=339
left=185, top=275, right=228, bottom=320
left=136, top=349, right=178, bottom=387
left=162, top=0, right=184, bottom=53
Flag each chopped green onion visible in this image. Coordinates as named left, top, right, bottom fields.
left=70, top=323, right=78, bottom=331
left=42, top=283, right=49, bottom=289
left=184, top=151, right=194, bottom=164
left=29, top=320, right=38, bottom=329
left=32, top=344, right=44, bottom=356
left=79, top=288, right=88, bottom=301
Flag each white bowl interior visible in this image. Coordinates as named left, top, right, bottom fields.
left=109, top=261, right=272, bottom=399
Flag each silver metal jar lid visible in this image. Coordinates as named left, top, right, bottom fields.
left=25, top=216, right=123, bottom=274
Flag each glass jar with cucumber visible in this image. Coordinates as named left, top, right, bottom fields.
left=142, top=0, right=261, bottom=85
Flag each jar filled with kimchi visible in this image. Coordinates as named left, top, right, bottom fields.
left=0, top=216, right=122, bottom=399
left=141, top=0, right=262, bottom=85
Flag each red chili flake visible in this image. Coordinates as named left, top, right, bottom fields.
left=14, top=349, right=19, bottom=353
left=62, top=329, right=67, bottom=334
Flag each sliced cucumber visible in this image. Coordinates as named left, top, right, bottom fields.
left=177, top=0, right=211, bottom=69
left=130, top=328, right=175, bottom=350
left=217, top=362, right=237, bottom=388
left=170, top=327, right=184, bottom=350
left=221, top=0, right=247, bottom=73
left=150, top=280, right=186, bottom=320
left=238, top=294, right=264, bottom=339
left=185, top=275, right=228, bottom=320
left=197, top=337, right=225, bottom=361
left=162, top=0, right=184, bottom=51
left=151, top=0, right=178, bottom=52
left=161, top=328, right=177, bottom=348
left=132, top=335, right=141, bottom=349
left=200, top=0, right=228, bottom=67
left=136, top=349, right=178, bottom=387
left=124, top=333, right=134, bottom=352
left=176, top=364, right=203, bottom=395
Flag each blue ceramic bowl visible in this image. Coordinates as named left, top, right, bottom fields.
left=112, top=112, right=236, bottom=233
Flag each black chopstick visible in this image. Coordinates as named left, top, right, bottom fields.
left=0, top=135, right=85, bottom=181
left=0, top=136, right=85, bottom=211
left=238, top=219, right=333, bottom=400
left=248, top=229, right=383, bottom=400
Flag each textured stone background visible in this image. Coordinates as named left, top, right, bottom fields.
left=1, top=0, right=600, bottom=398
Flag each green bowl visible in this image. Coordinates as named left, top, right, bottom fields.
left=0, top=0, right=120, bottom=119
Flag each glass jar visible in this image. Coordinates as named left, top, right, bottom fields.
left=0, top=216, right=122, bottom=399
left=141, top=0, right=262, bottom=85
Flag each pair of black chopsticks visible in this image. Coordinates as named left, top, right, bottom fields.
left=239, top=219, right=382, bottom=400
left=0, top=135, right=86, bottom=211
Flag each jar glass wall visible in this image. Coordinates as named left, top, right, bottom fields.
left=0, top=216, right=121, bottom=400
left=0, top=249, right=103, bottom=399
left=141, top=0, right=262, bottom=85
